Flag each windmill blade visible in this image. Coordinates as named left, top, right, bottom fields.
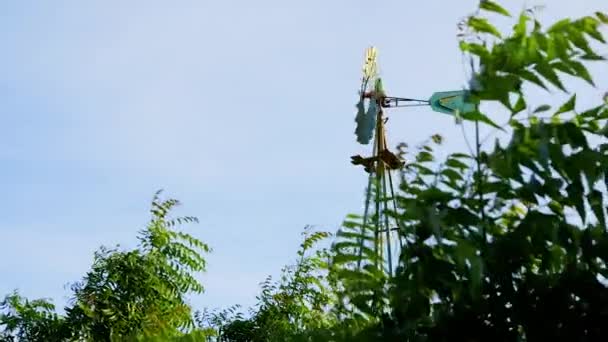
left=355, top=98, right=378, bottom=144
left=354, top=46, right=380, bottom=145
left=363, top=46, right=378, bottom=80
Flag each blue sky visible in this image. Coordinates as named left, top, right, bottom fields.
left=1, top=0, right=606, bottom=312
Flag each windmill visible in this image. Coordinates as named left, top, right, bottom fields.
left=351, top=46, right=476, bottom=276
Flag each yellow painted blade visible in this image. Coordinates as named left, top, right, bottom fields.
left=362, top=46, right=378, bottom=80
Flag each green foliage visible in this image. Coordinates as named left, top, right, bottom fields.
left=66, top=191, right=211, bottom=340
left=195, top=305, right=245, bottom=341
left=337, top=5, right=608, bottom=341
left=211, top=227, right=337, bottom=342
left=461, top=8, right=606, bottom=115
left=264, top=4, right=608, bottom=341
left=479, top=0, right=511, bottom=17
left=1, top=191, right=211, bottom=341
left=0, top=292, right=70, bottom=341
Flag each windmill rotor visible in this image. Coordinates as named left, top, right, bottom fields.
left=354, top=47, right=382, bottom=145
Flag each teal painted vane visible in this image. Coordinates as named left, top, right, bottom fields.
left=355, top=78, right=384, bottom=145
left=355, top=97, right=378, bottom=145
left=429, top=90, right=477, bottom=115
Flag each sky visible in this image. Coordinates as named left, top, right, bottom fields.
left=1, top=0, right=607, bottom=313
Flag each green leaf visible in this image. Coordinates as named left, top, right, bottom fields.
left=416, top=151, right=434, bottom=163
left=551, top=61, right=576, bottom=76
left=548, top=200, right=564, bottom=215
left=567, top=27, right=592, bottom=53
left=580, top=53, right=606, bottom=61
left=410, top=163, right=434, bottom=175
left=534, top=105, right=551, bottom=113
left=548, top=18, right=571, bottom=33
left=566, top=60, right=595, bottom=86
left=514, top=12, right=529, bottom=37
left=597, top=12, right=608, bottom=24
left=512, top=95, right=526, bottom=114
left=553, top=33, right=572, bottom=59
left=581, top=17, right=605, bottom=43
left=441, top=168, right=463, bottom=182
left=564, top=122, right=588, bottom=148
left=468, top=17, right=502, bottom=38
left=534, top=63, right=567, bottom=92
left=477, top=75, right=522, bottom=104
left=479, top=1, right=511, bottom=17
left=526, top=35, right=541, bottom=62
left=533, top=19, right=543, bottom=33
left=519, top=70, right=548, bottom=90
left=554, top=94, right=576, bottom=116
left=459, top=42, right=490, bottom=59
left=590, top=190, right=605, bottom=225
left=451, top=153, right=473, bottom=159
left=546, top=37, right=557, bottom=60
left=446, top=158, right=469, bottom=170
left=565, top=180, right=584, bottom=222
left=332, top=254, right=363, bottom=264
left=460, top=111, right=503, bottom=130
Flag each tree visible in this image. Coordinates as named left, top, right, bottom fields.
left=0, top=292, right=70, bottom=342
left=209, top=227, right=335, bottom=342
left=66, top=191, right=211, bottom=340
left=1, top=191, right=212, bottom=341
